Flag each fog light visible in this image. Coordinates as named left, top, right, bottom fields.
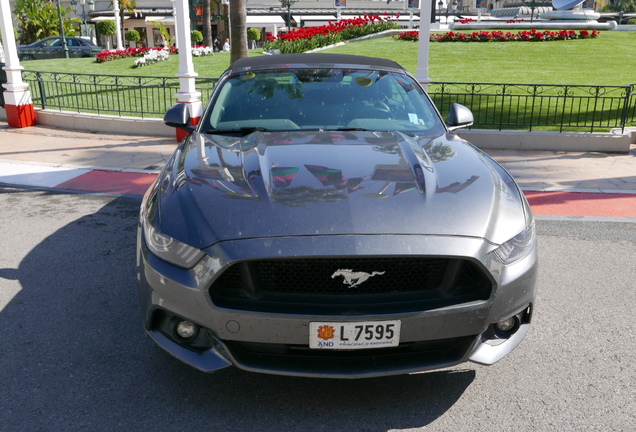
left=496, top=317, right=517, bottom=333
left=175, top=320, right=198, bottom=339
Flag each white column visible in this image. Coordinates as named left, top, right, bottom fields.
left=416, top=0, right=432, bottom=90
left=1, top=0, right=36, bottom=127
left=0, top=0, right=20, bottom=69
left=174, top=0, right=199, bottom=104
left=174, top=0, right=202, bottom=139
left=172, top=1, right=179, bottom=50
left=113, top=0, right=124, bottom=50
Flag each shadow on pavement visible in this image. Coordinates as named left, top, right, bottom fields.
left=0, top=192, right=474, bottom=431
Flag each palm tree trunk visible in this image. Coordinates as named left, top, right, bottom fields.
left=229, top=0, right=247, bottom=64
left=203, top=0, right=212, bottom=47
left=120, top=4, right=126, bottom=47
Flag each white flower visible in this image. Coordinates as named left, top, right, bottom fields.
left=133, top=49, right=170, bottom=68
left=191, top=46, right=214, bottom=57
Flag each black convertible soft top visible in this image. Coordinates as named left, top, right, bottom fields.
left=229, top=53, right=405, bottom=72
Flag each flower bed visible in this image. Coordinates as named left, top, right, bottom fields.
left=395, top=29, right=600, bottom=42
left=95, top=45, right=213, bottom=64
left=133, top=49, right=170, bottom=68
left=264, top=14, right=400, bottom=54
left=96, top=47, right=178, bottom=63
left=191, top=46, right=214, bottom=57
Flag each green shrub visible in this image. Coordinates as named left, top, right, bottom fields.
left=125, top=29, right=141, bottom=42
left=97, top=20, right=117, bottom=36
left=191, top=30, right=203, bottom=44
left=247, top=28, right=261, bottom=41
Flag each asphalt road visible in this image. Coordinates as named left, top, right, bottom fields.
left=1, top=188, right=635, bottom=432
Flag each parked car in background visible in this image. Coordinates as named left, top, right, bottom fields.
left=137, top=53, right=538, bottom=379
left=17, top=36, right=102, bottom=60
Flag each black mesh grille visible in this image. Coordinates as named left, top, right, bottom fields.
left=260, top=258, right=447, bottom=294
left=222, top=336, right=477, bottom=376
left=210, top=257, right=492, bottom=314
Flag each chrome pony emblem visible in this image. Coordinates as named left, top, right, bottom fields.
left=331, top=269, right=385, bottom=288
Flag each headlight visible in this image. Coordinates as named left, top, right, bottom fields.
left=494, top=223, right=536, bottom=265
left=142, top=218, right=205, bottom=268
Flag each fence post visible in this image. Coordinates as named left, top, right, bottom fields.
left=589, top=86, right=601, bottom=133
left=620, top=83, right=635, bottom=134
left=36, top=72, right=47, bottom=109
left=137, top=76, right=144, bottom=117
left=115, top=75, right=122, bottom=115
left=73, top=73, right=81, bottom=113
left=498, top=84, right=507, bottom=131
left=91, top=74, right=100, bottom=115
left=558, top=85, right=570, bottom=133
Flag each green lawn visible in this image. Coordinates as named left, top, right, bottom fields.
left=333, top=31, right=636, bottom=86
left=21, top=50, right=257, bottom=81
left=19, top=30, right=636, bottom=85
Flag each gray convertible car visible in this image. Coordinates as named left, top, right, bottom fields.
left=137, top=53, right=538, bottom=378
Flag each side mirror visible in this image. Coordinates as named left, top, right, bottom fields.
left=164, top=103, right=196, bottom=133
left=447, top=103, right=474, bottom=131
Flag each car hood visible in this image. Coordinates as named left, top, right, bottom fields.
left=156, top=130, right=529, bottom=248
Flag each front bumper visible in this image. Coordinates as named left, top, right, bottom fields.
left=137, top=233, right=537, bottom=378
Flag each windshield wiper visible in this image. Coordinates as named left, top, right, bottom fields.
left=205, top=127, right=269, bottom=135
left=334, top=127, right=371, bottom=131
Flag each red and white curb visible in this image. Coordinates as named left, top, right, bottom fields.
left=525, top=190, right=636, bottom=219
left=0, top=162, right=157, bottom=197
left=2, top=161, right=636, bottom=219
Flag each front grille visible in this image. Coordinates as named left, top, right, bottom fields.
left=224, top=336, right=478, bottom=377
left=210, top=257, right=492, bottom=314
left=258, top=258, right=449, bottom=294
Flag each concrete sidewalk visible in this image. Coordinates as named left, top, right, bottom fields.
left=0, top=122, right=176, bottom=173
left=2, top=121, right=636, bottom=192
left=2, top=121, right=636, bottom=218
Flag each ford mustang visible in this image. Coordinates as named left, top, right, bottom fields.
left=136, top=53, right=538, bottom=378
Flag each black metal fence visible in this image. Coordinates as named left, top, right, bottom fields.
left=20, top=71, right=218, bottom=118
left=12, top=70, right=636, bottom=133
left=428, top=82, right=636, bottom=133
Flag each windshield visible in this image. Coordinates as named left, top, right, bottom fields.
left=203, top=68, right=446, bottom=136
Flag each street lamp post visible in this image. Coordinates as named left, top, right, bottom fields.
left=522, top=0, right=538, bottom=22
left=55, top=0, right=69, bottom=58
left=445, top=0, right=457, bottom=23
left=70, top=0, right=96, bottom=37
left=279, top=0, right=298, bottom=30
left=529, top=0, right=537, bottom=22
left=437, top=0, right=443, bottom=23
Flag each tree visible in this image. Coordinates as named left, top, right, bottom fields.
left=149, top=21, right=172, bottom=47
left=191, top=30, right=203, bottom=45
left=247, top=27, right=260, bottom=49
left=14, top=0, right=79, bottom=44
left=97, top=19, right=117, bottom=49
left=229, top=0, right=247, bottom=63
left=202, top=0, right=212, bottom=47
left=118, top=0, right=138, bottom=45
left=599, top=0, right=636, bottom=11
left=125, top=29, right=141, bottom=47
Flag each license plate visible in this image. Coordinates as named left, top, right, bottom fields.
left=309, top=320, right=401, bottom=349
